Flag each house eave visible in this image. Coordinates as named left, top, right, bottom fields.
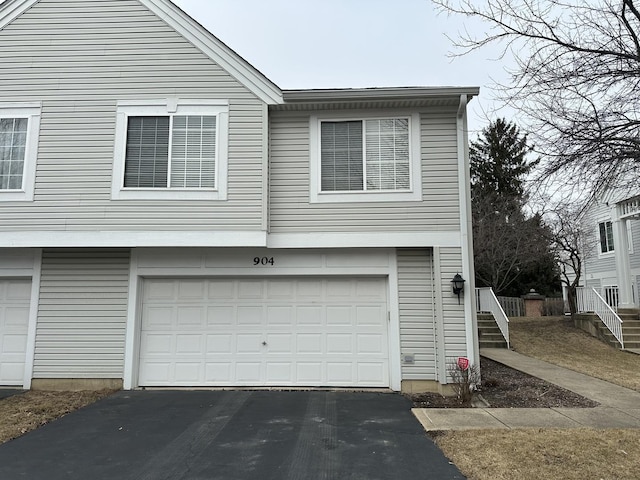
left=272, top=86, right=479, bottom=111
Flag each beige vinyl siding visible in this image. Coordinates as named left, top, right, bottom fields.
left=268, top=108, right=460, bottom=232
left=438, top=247, right=467, bottom=360
left=33, top=249, right=130, bottom=378
left=397, top=248, right=436, bottom=380
left=0, top=0, right=265, bottom=232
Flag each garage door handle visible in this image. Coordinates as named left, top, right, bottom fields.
left=262, top=341, right=267, bottom=346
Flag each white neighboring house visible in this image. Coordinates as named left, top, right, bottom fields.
left=0, top=0, right=479, bottom=393
left=579, top=189, right=640, bottom=309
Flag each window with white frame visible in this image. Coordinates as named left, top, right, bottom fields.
left=310, top=114, right=422, bottom=203
left=599, top=220, right=614, bottom=253
left=112, top=100, right=228, bottom=200
left=0, top=103, right=41, bottom=202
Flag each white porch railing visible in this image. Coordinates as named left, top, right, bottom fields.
left=576, top=287, right=625, bottom=349
left=476, top=287, right=510, bottom=348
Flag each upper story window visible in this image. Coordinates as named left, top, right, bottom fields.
left=112, top=99, right=228, bottom=200
left=599, top=220, right=614, bottom=253
left=0, top=103, right=41, bottom=202
left=309, top=113, right=422, bottom=203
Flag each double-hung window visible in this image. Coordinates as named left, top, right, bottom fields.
left=599, top=221, right=614, bottom=253
left=112, top=100, right=228, bottom=200
left=310, top=113, right=422, bottom=203
left=0, top=103, right=41, bottom=202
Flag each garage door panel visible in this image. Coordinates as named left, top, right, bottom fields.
left=0, top=280, right=31, bottom=386
left=326, top=334, right=353, bottom=354
left=208, top=280, right=234, bottom=299
left=237, top=306, right=263, bottom=325
left=297, top=334, right=322, bottom=353
left=236, top=334, right=262, bottom=353
left=4, top=306, right=29, bottom=327
left=175, top=334, right=202, bottom=354
left=266, top=362, right=292, bottom=383
left=356, top=305, right=385, bottom=326
left=145, top=280, right=175, bottom=300
left=326, top=306, right=353, bottom=326
left=176, top=307, right=205, bottom=327
left=139, top=277, right=389, bottom=387
left=143, top=307, right=173, bottom=329
left=266, top=306, right=293, bottom=325
left=236, top=362, right=262, bottom=382
left=296, top=306, right=322, bottom=325
left=206, top=334, right=233, bottom=353
left=205, top=362, right=232, bottom=382
left=238, top=280, right=263, bottom=299
left=207, top=306, right=234, bottom=325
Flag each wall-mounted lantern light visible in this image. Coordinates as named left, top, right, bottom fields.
left=451, top=273, right=465, bottom=305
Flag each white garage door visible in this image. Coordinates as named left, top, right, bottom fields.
left=0, top=279, right=31, bottom=386
left=138, top=277, right=389, bottom=387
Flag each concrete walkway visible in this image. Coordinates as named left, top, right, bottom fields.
left=413, top=348, right=640, bottom=431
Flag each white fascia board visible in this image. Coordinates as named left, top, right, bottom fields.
left=267, top=232, right=462, bottom=249
left=139, top=0, right=283, bottom=105
left=0, top=0, right=39, bottom=30
left=0, top=231, right=267, bottom=248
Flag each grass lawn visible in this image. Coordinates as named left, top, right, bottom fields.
left=433, top=316, right=640, bottom=480
left=0, top=390, right=114, bottom=444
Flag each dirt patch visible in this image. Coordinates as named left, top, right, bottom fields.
left=0, top=390, right=115, bottom=444
left=410, top=357, right=598, bottom=408
left=434, top=429, right=640, bottom=480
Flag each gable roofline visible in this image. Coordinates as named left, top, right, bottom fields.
left=0, top=0, right=284, bottom=105
left=0, top=0, right=39, bottom=28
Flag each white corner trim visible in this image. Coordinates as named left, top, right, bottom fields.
left=387, top=249, right=402, bottom=391
left=23, top=248, right=42, bottom=389
left=0, top=231, right=268, bottom=248
left=309, top=113, right=422, bottom=203
left=123, top=249, right=140, bottom=390
left=456, top=94, right=478, bottom=366
left=138, top=0, right=282, bottom=105
left=267, top=232, right=462, bottom=249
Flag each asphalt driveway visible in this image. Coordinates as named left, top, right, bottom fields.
left=0, top=390, right=464, bottom=479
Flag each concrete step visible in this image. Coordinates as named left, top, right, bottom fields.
left=479, top=340, right=508, bottom=348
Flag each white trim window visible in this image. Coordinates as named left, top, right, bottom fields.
left=310, top=113, right=422, bottom=203
left=0, top=103, right=41, bottom=202
left=112, top=99, right=229, bottom=200
left=598, top=220, right=614, bottom=254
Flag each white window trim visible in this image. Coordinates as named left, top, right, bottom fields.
left=0, top=102, right=41, bottom=202
left=111, top=99, right=229, bottom=201
left=597, top=219, right=615, bottom=257
left=309, top=112, right=422, bottom=203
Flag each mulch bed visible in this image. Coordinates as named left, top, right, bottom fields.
left=410, top=357, right=600, bottom=408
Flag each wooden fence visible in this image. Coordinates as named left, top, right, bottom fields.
left=496, top=296, right=524, bottom=317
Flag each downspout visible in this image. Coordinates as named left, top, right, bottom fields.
left=456, top=94, right=479, bottom=367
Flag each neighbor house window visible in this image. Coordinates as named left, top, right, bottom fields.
left=112, top=100, right=228, bottom=200
left=599, top=221, right=614, bottom=253
left=0, top=103, right=41, bottom=202
left=310, top=114, right=421, bottom=203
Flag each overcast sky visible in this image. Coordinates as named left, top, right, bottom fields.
left=172, top=0, right=515, bottom=136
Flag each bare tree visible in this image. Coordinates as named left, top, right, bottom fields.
left=434, top=0, right=640, bottom=195
left=543, top=204, right=598, bottom=315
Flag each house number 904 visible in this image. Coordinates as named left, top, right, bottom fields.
left=253, top=257, right=275, bottom=266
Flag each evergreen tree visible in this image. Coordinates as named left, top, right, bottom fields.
left=471, top=119, right=559, bottom=296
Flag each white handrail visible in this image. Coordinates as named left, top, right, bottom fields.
left=475, top=287, right=510, bottom=348
left=576, top=287, right=625, bottom=349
